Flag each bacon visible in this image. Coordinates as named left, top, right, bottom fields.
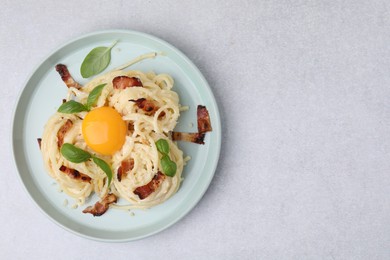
left=37, top=138, right=42, bottom=149
left=57, top=119, right=73, bottom=148
left=117, top=158, right=134, bottom=181
left=197, top=105, right=212, bottom=133
left=55, top=64, right=82, bottom=89
left=134, top=172, right=166, bottom=200
left=112, top=76, right=143, bottom=89
left=171, top=132, right=205, bottom=144
left=129, top=98, right=163, bottom=117
left=128, top=121, right=134, bottom=131
left=59, top=165, right=91, bottom=182
left=170, top=105, right=211, bottom=144
left=82, top=193, right=117, bottom=216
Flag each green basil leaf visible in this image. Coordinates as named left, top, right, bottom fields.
left=58, top=100, right=89, bottom=114
left=60, top=143, right=91, bottom=163
left=92, top=156, right=113, bottom=186
left=156, top=139, right=169, bottom=155
left=86, top=83, right=106, bottom=109
left=80, top=41, right=117, bottom=78
left=160, top=155, right=177, bottom=177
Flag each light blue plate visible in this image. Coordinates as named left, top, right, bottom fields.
left=12, top=30, right=221, bottom=242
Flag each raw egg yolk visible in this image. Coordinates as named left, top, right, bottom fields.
left=82, top=106, right=127, bottom=155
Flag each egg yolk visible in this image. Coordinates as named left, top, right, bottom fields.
left=82, top=106, right=127, bottom=155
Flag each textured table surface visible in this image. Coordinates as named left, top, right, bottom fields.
left=1, top=1, right=390, bottom=259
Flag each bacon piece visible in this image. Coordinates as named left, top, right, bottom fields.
left=197, top=105, right=212, bottom=133
left=55, top=64, right=82, bottom=89
left=171, top=105, right=211, bottom=144
left=117, top=158, right=134, bottom=181
left=59, top=165, right=91, bottom=182
left=128, top=121, right=134, bottom=131
left=57, top=119, right=73, bottom=148
left=134, top=172, right=166, bottom=200
left=129, top=98, right=162, bottom=116
left=171, top=132, right=205, bottom=144
left=82, top=193, right=117, bottom=216
left=37, top=138, right=42, bottom=149
left=112, top=76, right=143, bottom=89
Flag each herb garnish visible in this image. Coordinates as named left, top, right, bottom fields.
left=86, top=83, right=106, bottom=110
left=156, top=139, right=177, bottom=177
left=80, top=41, right=117, bottom=78
left=60, top=143, right=113, bottom=186
left=57, top=83, right=107, bottom=114
left=57, top=100, right=89, bottom=114
left=60, top=143, right=91, bottom=163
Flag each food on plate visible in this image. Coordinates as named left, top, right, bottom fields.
left=38, top=51, right=212, bottom=216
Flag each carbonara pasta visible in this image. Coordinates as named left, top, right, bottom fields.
left=41, top=68, right=185, bottom=212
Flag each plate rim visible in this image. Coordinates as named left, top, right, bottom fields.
left=11, top=29, right=221, bottom=242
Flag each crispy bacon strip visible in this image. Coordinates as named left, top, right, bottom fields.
left=129, top=98, right=164, bottom=117
left=37, top=138, right=42, bottom=149
left=117, top=158, right=134, bottom=182
left=112, top=76, right=143, bottom=89
left=171, top=105, right=211, bottom=144
left=197, top=105, right=212, bottom=133
left=134, top=172, right=166, bottom=200
left=55, top=64, right=82, bottom=89
left=82, top=193, right=117, bottom=216
left=59, top=165, right=91, bottom=182
left=57, top=119, right=73, bottom=148
left=171, top=132, right=205, bottom=144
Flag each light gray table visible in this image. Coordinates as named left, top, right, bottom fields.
left=1, top=1, right=389, bottom=259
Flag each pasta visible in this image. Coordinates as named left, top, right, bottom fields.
left=41, top=68, right=185, bottom=212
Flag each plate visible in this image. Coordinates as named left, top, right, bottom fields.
left=12, top=30, right=221, bottom=242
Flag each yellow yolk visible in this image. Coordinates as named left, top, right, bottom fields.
left=82, top=106, right=127, bottom=155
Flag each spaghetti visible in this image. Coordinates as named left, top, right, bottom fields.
left=41, top=68, right=185, bottom=212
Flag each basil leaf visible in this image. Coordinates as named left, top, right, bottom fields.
left=92, top=156, right=113, bottom=186
left=156, top=139, right=169, bottom=155
left=60, top=143, right=91, bottom=163
left=160, top=155, right=177, bottom=177
left=80, top=41, right=117, bottom=78
left=86, top=83, right=106, bottom=109
left=58, top=100, right=89, bottom=114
